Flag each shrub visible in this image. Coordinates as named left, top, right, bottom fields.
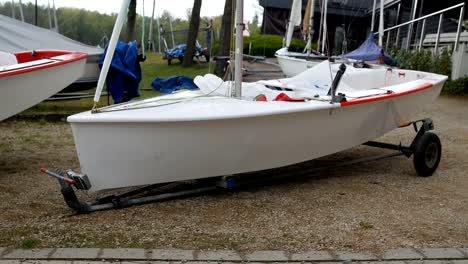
left=442, top=78, right=468, bottom=95
left=388, top=48, right=452, bottom=76
left=243, top=34, right=315, bottom=57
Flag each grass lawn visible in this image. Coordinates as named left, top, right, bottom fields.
left=21, top=52, right=213, bottom=116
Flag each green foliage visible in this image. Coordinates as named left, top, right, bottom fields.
left=389, top=48, right=468, bottom=95
left=21, top=239, right=40, bottom=249
left=243, top=34, right=314, bottom=57
left=0, top=3, right=221, bottom=49
left=389, top=48, right=452, bottom=76
left=443, top=78, right=468, bottom=95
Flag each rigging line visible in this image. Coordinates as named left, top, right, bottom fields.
left=345, top=0, right=368, bottom=37
left=97, top=63, right=235, bottom=113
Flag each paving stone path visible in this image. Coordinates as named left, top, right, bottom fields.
left=0, top=247, right=467, bottom=263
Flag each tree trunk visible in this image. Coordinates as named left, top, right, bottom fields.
left=125, top=0, right=137, bottom=42
left=183, top=0, right=202, bottom=67
left=215, top=0, right=233, bottom=77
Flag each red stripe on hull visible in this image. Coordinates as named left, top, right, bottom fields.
left=340, top=83, right=433, bottom=107
left=0, top=50, right=88, bottom=78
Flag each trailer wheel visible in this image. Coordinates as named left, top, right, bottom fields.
left=413, top=132, right=441, bottom=177
left=167, top=59, right=172, bottom=65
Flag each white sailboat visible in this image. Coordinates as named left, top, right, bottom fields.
left=276, top=0, right=328, bottom=77
left=64, top=0, right=447, bottom=193
left=0, top=50, right=87, bottom=121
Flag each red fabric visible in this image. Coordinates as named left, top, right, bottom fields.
left=255, top=94, right=268, bottom=101
left=273, top=93, right=306, bottom=102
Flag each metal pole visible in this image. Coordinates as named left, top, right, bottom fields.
left=321, top=0, right=328, bottom=54
left=386, top=31, right=391, bottom=50
left=169, top=16, right=175, bottom=49
left=371, top=0, right=376, bottom=32
left=378, top=0, right=384, bottom=47
left=317, top=0, right=324, bottom=53
left=93, top=0, right=132, bottom=107
left=47, top=0, right=53, bottom=30
left=307, top=0, right=315, bottom=56
left=157, top=17, right=161, bottom=53
left=454, top=6, right=465, bottom=51
left=395, top=3, right=401, bottom=47
left=406, top=0, right=418, bottom=50
left=11, top=0, right=16, bottom=19
left=434, top=13, right=443, bottom=55
left=34, top=0, right=37, bottom=26
left=52, top=0, right=59, bottom=32
left=418, top=19, right=426, bottom=51
left=18, top=0, right=24, bottom=22
left=384, top=2, right=465, bottom=32
left=234, top=0, right=243, bottom=98
left=148, top=0, right=155, bottom=51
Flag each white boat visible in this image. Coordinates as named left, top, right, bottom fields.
left=61, top=0, right=447, bottom=195
left=276, top=47, right=326, bottom=77
left=0, top=50, right=88, bottom=121
left=68, top=59, right=447, bottom=192
left=275, top=0, right=328, bottom=77
left=0, top=14, right=102, bottom=89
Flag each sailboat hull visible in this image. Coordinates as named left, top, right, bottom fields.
left=69, top=73, right=445, bottom=192
left=0, top=50, right=88, bottom=121
left=276, top=54, right=322, bottom=77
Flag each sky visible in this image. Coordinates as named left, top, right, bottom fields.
left=3, top=0, right=264, bottom=23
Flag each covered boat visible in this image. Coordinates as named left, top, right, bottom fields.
left=342, top=33, right=396, bottom=65
left=0, top=50, right=88, bottom=121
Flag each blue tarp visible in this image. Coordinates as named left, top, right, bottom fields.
left=342, top=34, right=396, bottom=66
left=99, top=41, right=142, bottom=103
left=165, top=42, right=205, bottom=59
left=151, top=76, right=199, bottom=94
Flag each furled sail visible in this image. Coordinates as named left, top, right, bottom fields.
left=286, top=0, right=302, bottom=47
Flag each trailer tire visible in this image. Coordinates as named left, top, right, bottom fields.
left=167, top=59, right=172, bottom=65
left=413, top=132, right=441, bottom=177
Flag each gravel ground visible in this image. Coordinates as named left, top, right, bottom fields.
left=0, top=96, right=467, bottom=253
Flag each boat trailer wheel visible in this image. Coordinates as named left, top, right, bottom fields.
left=413, top=132, right=441, bottom=177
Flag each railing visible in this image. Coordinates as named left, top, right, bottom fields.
left=381, top=2, right=465, bottom=53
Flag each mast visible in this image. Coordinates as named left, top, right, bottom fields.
left=148, top=0, right=156, bottom=51
left=371, top=0, right=376, bottom=32
left=47, top=0, right=53, bottom=30
left=321, top=0, right=328, bottom=54
left=234, top=0, right=243, bottom=98
left=53, top=0, right=59, bottom=32
left=169, top=16, right=176, bottom=48
left=378, top=0, right=384, bottom=46
left=317, top=0, right=324, bottom=53
left=11, top=0, right=16, bottom=19
left=93, top=0, right=132, bottom=109
left=157, top=16, right=161, bottom=53
left=304, top=0, right=315, bottom=56
left=18, top=0, right=24, bottom=22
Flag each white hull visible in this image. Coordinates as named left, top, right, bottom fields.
left=0, top=52, right=87, bottom=121
left=69, top=66, right=446, bottom=192
left=276, top=55, right=322, bottom=77
left=275, top=47, right=325, bottom=77
left=76, top=54, right=101, bottom=84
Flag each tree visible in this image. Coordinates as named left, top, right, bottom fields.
left=215, top=0, right=233, bottom=76
left=125, top=0, right=137, bottom=42
left=249, top=13, right=260, bottom=36
left=183, top=0, right=202, bottom=67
